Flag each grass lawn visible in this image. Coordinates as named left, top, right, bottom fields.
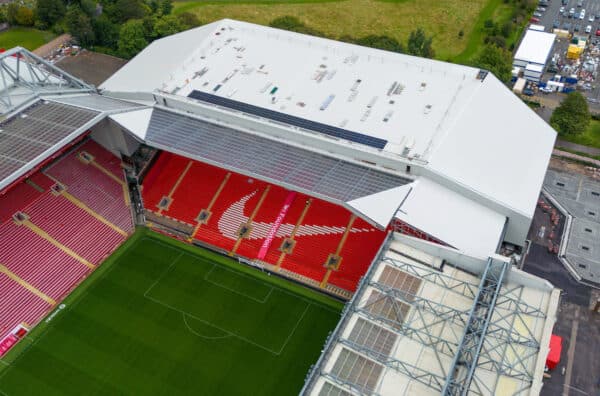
left=174, top=0, right=489, bottom=60
left=558, top=120, right=600, bottom=150
left=0, top=27, right=56, bottom=51
left=0, top=229, right=342, bottom=395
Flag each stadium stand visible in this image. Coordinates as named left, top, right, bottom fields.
left=0, top=139, right=133, bottom=344
left=142, top=151, right=387, bottom=292
left=44, top=140, right=134, bottom=233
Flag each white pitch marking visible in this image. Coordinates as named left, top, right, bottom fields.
left=182, top=313, right=232, bottom=340
left=203, top=264, right=274, bottom=304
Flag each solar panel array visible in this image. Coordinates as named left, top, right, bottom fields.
left=145, top=108, right=408, bottom=203
left=0, top=101, right=98, bottom=183
left=187, top=90, right=388, bottom=150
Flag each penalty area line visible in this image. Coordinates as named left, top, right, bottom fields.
left=143, top=252, right=184, bottom=298
left=276, top=303, right=311, bottom=355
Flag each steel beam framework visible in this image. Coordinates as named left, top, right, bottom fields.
left=303, top=240, right=548, bottom=396
left=0, top=47, right=93, bottom=116
left=441, top=259, right=508, bottom=396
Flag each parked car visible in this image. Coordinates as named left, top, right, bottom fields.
left=560, top=6, right=566, bottom=13
left=586, top=24, right=592, bottom=33
left=534, top=11, right=543, bottom=17
left=577, top=0, right=584, bottom=7
left=564, top=22, right=573, bottom=30
left=531, top=17, right=541, bottom=23
left=554, top=20, right=561, bottom=28
left=579, top=10, right=586, bottom=20
left=570, top=8, right=576, bottom=16
left=574, top=24, right=580, bottom=32
left=589, top=15, right=595, bottom=22
left=562, top=0, right=568, bottom=4
left=596, top=28, right=600, bottom=36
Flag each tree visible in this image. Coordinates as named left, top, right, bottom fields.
left=550, top=92, right=591, bottom=136
left=269, top=16, right=324, bottom=37
left=158, top=0, right=172, bottom=15
left=353, top=35, right=404, bottom=53
left=35, top=0, right=66, bottom=28
left=406, top=28, right=435, bottom=58
left=177, top=12, right=199, bottom=29
left=92, top=15, right=119, bottom=47
left=118, top=19, right=148, bottom=58
left=153, top=14, right=183, bottom=38
left=6, top=3, right=19, bottom=25
left=105, top=0, right=148, bottom=24
left=472, top=44, right=512, bottom=82
left=66, top=6, right=95, bottom=46
left=15, top=7, right=35, bottom=26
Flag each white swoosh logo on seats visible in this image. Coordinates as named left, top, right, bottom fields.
left=217, top=192, right=374, bottom=240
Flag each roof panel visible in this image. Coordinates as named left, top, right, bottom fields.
left=145, top=108, right=409, bottom=207
left=0, top=100, right=100, bottom=191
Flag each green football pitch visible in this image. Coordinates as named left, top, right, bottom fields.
left=0, top=229, right=343, bottom=395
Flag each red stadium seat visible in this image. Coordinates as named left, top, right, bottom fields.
left=142, top=151, right=387, bottom=292
left=0, top=138, right=132, bottom=346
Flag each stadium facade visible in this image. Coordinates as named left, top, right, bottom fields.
left=0, top=19, right=559, bottom=395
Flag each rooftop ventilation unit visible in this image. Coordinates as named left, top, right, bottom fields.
left=477, top=69, right=489, bottom=82
left=320, top=95, right=335, bottom=111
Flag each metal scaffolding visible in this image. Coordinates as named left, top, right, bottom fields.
left=441, top=259, right=508, bottom=396
left=0, top=47, right=93, bottom=116
left=302, top=240, right=547, bottom=396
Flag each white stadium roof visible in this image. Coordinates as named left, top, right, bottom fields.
left=0, top=19, right=556, bottom=259
left=514, top=29, right=556, bottom=65
left=100, top=19, right=556, bottom=255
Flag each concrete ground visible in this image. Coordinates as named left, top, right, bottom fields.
left=524, top=244, right=600, bottom=396
left=544, top=165, right=600, bottom=286
left=55, top=50, right=127, bottom=87
left=524, top=195, right=600, bottom=396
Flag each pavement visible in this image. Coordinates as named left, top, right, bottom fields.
left=523, top=242, right=600, bottom=396
left=556, top=139, right=600, bottom=155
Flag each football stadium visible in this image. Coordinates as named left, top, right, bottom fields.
left=0, top=20, right=560, bottom=395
